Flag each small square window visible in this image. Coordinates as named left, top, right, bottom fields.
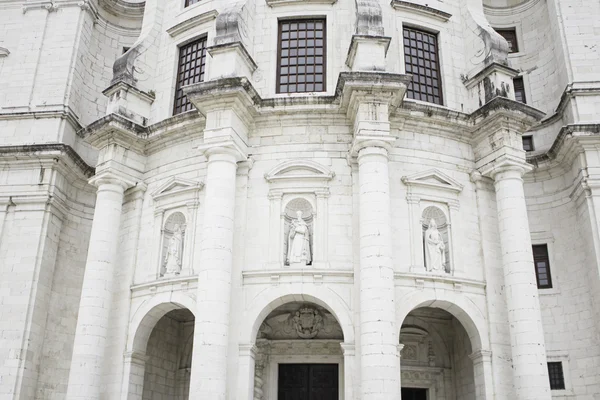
left=533, top=244, right=553, bottom=289
left=495, top=28, right=519, bottom=53
left=185, top=0, right=201, bottom=6
left=522, top=136, right=534, bottom=152
left=548, top=362, right=566, bottom=390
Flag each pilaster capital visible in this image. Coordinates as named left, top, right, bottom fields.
left=468, top=349, right=492, bottom=363
left=478, top=154, right=532, bottom=181
left=340, top=342, right=356, bottom=356
left=397, top=343, right=405, bottom=358
left=123, top=351, right=149, bottom=365
left=88, top=170, right=138, bottom=191
left=239, top=343, right=258, bottom=358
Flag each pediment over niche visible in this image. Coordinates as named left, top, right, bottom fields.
left=264, top=160, right=335, bottom=183
left=401, top=169, right=463, bottom=193
left=151, top=177, right=204, bottom=202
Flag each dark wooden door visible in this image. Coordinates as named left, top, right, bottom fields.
left=401, top=388, right=428, bottom=400
left=278, top=364, right=339, bottom=400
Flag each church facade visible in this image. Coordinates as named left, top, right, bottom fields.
left=0, top=0, right=599, bottom=399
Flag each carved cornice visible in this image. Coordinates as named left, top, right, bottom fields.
left=0, top=143, right=94, bottom=178
left=22, top=0, right=99, bottom=21
left=80, top=113, right=147, bottom=153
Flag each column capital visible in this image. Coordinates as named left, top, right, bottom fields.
left=478, top=154, right=532, bottom=181
left=350, top=136, right=394, bottom=161
left=88, top=170, right=138, bottom=191
left=198, top=139, right=248, bottom=163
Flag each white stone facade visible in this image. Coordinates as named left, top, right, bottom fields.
left=0, top=0, right=599, bottom=399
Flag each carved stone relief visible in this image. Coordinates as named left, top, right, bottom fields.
left=258, top=304, right=343, bottom=341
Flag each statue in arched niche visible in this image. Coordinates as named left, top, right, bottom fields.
left=424, top=219, right=446, bottom=271
left=164, top=224, right=183, bottom=275
left=284, top=198, right=313, bottom=267
left=161, top=212, right=186, bottom=276
left=422, top=206, right=450, bottom=273
left=287, top=210, right=312, bottom=265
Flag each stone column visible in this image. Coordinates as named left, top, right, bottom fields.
left=66, top=173, right=132, bottom=400
left=487, top=160, right=551, bottom=400
left=357, top=144, right=401, bottom=399
left=190, top=147, right=240, bottom=399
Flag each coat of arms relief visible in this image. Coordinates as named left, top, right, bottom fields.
left=257, top=304, right=343, bottom=340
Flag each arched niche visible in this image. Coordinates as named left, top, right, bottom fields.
left=265, top=160, right=334, bottom=269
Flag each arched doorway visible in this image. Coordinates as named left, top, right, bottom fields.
left=399, top=307, right=481, bottom=400
left=122, top=296, right=197, bottom=400
left=253, top=301, right=345, bottom=400
left=141, top=308, right=194, bottom=399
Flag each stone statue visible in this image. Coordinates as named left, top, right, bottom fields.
left=286, top=210, right=311, bottom=266
left=164, top=224, right=183, bottom=275
left=424, top=218, right=446, bottom=271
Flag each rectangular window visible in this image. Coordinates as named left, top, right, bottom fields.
left=522, top=135, right=534, bottom=152
left=548, top=362, right=566, bottom=390
left=173, top=37, right=207, bottom=115
left=185, top=0, right=201, bottom=6
left=514, top=76, right=526, bottom=104
left=403, top=26, right=443, bottom=105
left=277, top=19, right=326, bottom=94
left=495, top=28, right=519, bottom=53
left=533, top=244, right=552, bottom=289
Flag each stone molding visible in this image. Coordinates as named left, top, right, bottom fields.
left=264, top=160, right=335, bottom=183
left=402, top=169, right=464, bottom=194
left=88, top=170, right=139, bottom=190
left=390, top=0, right=452, bottom=21
left=0, top=47, right=9, bottom=57
left=167, top=10, right=219, bottom=37
left=478, top=154, right=533, bottom=180
left=242, top=269, right=354, bottom=285
left=207, top=41, right=258, bottom=73
left=265, top=0, right=336, bottom=5
left=462, top=62, right=520, bottom=90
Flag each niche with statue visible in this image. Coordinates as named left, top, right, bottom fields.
left=283, top=198, right=314, bottom=267
left=422, top=206, right=450, bottom=273
left=161, top=211, right=186, bottom=277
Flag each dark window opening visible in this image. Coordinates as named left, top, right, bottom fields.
left=495, top=28, right=519, bottom=53
left=122, top=47, right=130, bottom=54
left=522, top=135, right=534, bottom=152
left=185, top=0, right=201, bottom=6
left=277, top=19, right=326, bottom=94
left=173, top=37, right=207, bottom=115
left=548, top=362, right=566, bottom=390
left=533, top=244, right=553, bottom=289
left=514, top=76, right=527, bottom=104
left=403, top=26, right=443, bottom=105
